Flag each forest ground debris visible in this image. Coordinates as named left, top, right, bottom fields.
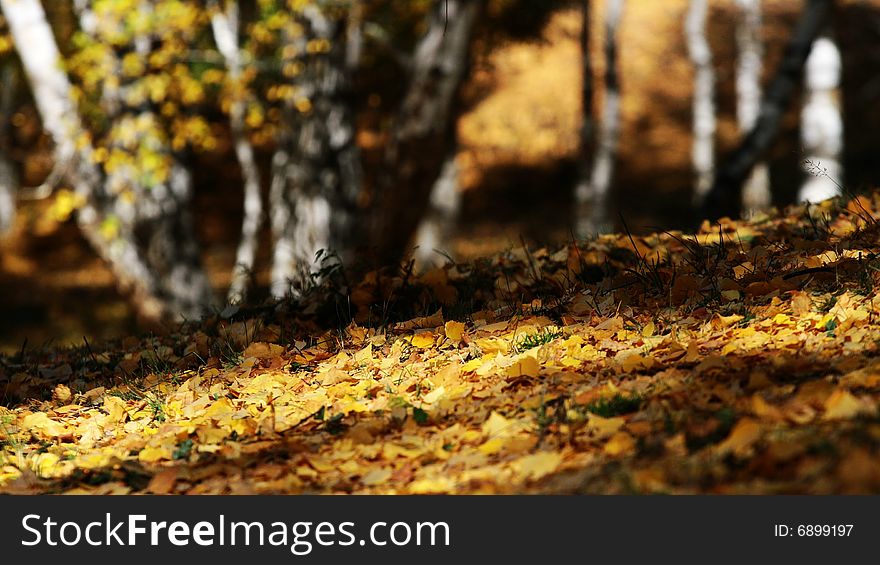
left=3, top=193, right=880, bottom=494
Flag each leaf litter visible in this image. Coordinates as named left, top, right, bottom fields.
left=3, top=195, right=880, bottom=494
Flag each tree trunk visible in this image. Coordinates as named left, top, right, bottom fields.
left=686, top=0, right=716, bottom=207
left=735, top=0, right=771, bottom=215
left=211, top=0, right=264, bottom=305
left=81, top=0, right=215, bottom=320
left=4, top=0, right=214, bottom=321
left=374, top=0, right=482, bottom=265
left=575, top=0, right=623, bottom=237
left=573, top=0, right=594, bottom=239
left=270, top=5, right=362, bottom=299
left=0, top=63, right=17, bottom=237
left=799, top=34, right=843, bottom=203
left=413, top=142, right=460, bottom=271
left=702, top=0, right=834, bottom=220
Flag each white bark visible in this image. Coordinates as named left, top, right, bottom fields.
left=270, top=6, right=362, bottom=298
left=413, top=150, right=460, bottom=270
left=268, top=148, right=295, bottom=298
left=799, top=35, right=843, bottom=203
left=211, top=0, right=264, bottom=305
left=375, top=0, right=481, bottom=264
left=0, top=64, right=16, bottom=236
left=735, top=0, right=771, bottom=214
left=686, top=0, right=716, bottom=206
left=0, top=159, right=15, bottom=237
left=702, top=0, right=833, bottom=217
left=3, top=0, right=207, bottom=321
left=2, top=0, right=81, bottom=170
left=573, top=0, right=593, bottom=239
left=575, top=0, right=623, bottom=238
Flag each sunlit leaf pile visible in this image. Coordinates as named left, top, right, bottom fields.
left=4, top=194, right=880, bottom=494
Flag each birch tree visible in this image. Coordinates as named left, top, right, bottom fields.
left=574, top=0, right=623, bottom=238
left=412, top=144, right=461, bottom=270
left=73, top=0, right=214, bottom=320
left=374, top=0, right=483, bottom=266
left=702, top=0, right=833, bottom=219
left=686, top=0, right=715, bottom=206
left=2, top=0, right=216, bottom=321
left=735, top=0, right=771, bottom=215
left=573, top=0, right=594, bottom=239
left=1, top=0, right=166, bottom=319
left=269, top=4, right=362, bottom=299
left=0, top=63, right=15, bottom=236
left=210, top=0, right=263, bottom=305
left=799, top=34, right=843, bottom=203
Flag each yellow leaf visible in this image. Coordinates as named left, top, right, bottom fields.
left=322, top=368, right=352, bottom=386
left=422, top=385, right=446, bottom=404
left=482, top=411, right=514, bottom=438
left=474, top=337, right=509, bottom=355
left=103, top=395, right=129, bottom=425
left=504, top=350, right=540, bottom=379
left=512, top=451, right=563, bottom=480
left=478, top=437, right=505, bottom=455
left=21, top=412, right=67, bottom=438
left=32, top=452, right=62, bottom=478
left=353, top=344, right=373, bottom=364
left=409, top=477, right=455, bottom=494
left=139, top=446, right=173, bottom=463
left=242, top=341, right=285, bottom=360
left=587, top=414, right=625, bottom=439
left=823, top=390, right=872, bottom=420
left=683, top=340, right=701, bottom=363
left=410, top=333, right=435, bottom=349
left=604, top=432, right=635, bottom=456
left=204, top=397, right=236, bottom=420
left=444, top=320, right=466, bottom=342
left=361, top=468, right=392, bottom=486
left=641, top=321, right=655, bottom=337
left=77, top=452, right=116, bottom=470
left=461, top=357, right=483, bottom=373
left=772, top=313, right=792, bottom=325
left=716, top=418, right=762, bottom=456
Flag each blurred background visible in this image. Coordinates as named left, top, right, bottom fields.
left=0, top=0, right=878, bottom=352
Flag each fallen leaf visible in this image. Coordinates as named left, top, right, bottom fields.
left=512, top=451, right=563, bottom=480
left=444, top=320, right=466, bottom=343
left=716, top=418, right=762, bottom=457
left=823, top=390, right=873, bottom=420
left=147, top=469, right=178, bottom=494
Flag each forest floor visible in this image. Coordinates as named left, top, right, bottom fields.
left=3, top=193, right=880, bottom=494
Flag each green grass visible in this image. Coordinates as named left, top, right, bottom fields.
left=583, top=392, right=644, bottom=418
left=173, top=438, right=194, bottom=461
left=514, top=328, right=563, bottom=353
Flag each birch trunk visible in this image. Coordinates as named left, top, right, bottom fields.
left=799, top=35, right=843, bottom=203
left=211, top=0, right=264, bottom=305
left=375, top=0, right=482, bottom=265
left=575, top=0, right=623, bottom=237
left=84, top=0, right=215, bottom=320
left=573, top=0, right=594, bottom=239
left=0, top=63, right=16, bottom=236
left=686, top=0, right=716, bottom=206
left=1, top=0, right=168, bottom=320
left=735, top=0, right=771, bottom=215
left=413, top=145, right=460, bottom=270
left=5, top=0, right=215, bottom=321
left=702, top=0, right=833, bottom=219
left=270, top=6, right=362, bottom=299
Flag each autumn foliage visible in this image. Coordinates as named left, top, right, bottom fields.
left=3, top=192, right=880, bottom=494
